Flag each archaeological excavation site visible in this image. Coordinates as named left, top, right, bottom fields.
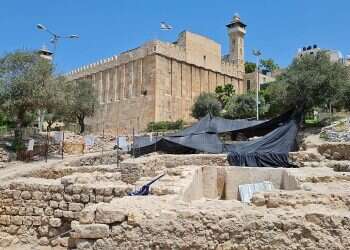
left=1, top=113, right=350, bottom=250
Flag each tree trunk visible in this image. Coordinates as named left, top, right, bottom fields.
left=78, top=117, right=85, bottom=134
left=14, top=122, right=23, bottom=151
left=47, top=121, right=53, bottom=132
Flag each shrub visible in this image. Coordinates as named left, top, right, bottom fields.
left=191, top=93, right=222, bottom=119
left=147, top=120, right=184, bottom=132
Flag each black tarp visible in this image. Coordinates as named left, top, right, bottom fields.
left=170, top=114, right=264, bottom=137
left=132, top=109, right=300, bottom=167
left=226, top=119, right=298, bottom=167
left=133, top=133, right=224, bottom=157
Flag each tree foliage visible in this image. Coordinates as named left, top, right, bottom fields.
left=261, top=81, right=289, bottom=117
left=224, top=92, right=268, bottom=119
left=245, top=61, right=256, bottom=73
left=191, top=93, right=222, bottom=119
left=215, top=84, right=235, bottom=106
left=278, top=52, right=350, bottom=111
left=260, top=58, right=279, bottom=72
left=0, top=51, right=53, bottom=147
left=42, top=76, right=69, bottom=130
left=146, top=120, right=184, bottom=132
left=65, top=79, right=98, bottom=134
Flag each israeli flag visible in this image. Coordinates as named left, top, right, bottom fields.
left=160, top=22, right=172, bottom=31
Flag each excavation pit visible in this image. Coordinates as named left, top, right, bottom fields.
left=183, top=166, right=300, bottom=202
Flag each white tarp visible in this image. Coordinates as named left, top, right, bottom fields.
left=27, top=139, right=35, bottom=151
left=238, top=181, right=274, bottom=203
left=84, top=135, right=95, bottom=147
left=54, top=131, right=64, bottom=143
left=116, top=136, right=129, bottom=151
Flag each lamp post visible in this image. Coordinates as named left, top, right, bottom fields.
left=252, top=49, right=262, bottom=120
left=36, top=24, right=79, bottom=61
left=36, top=24, right=79, bottom=132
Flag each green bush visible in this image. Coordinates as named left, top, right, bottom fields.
left=191, top=93, right=222, bottom=119
left=147, top=120, right=184, bottom=132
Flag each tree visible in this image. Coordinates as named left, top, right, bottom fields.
left=0, top=51, right=53, bottom=148
left=65, top=79, right=98, bottom=134
left=191, top=93, right=222, bottom=119
left=260, top=58, right=279, bottom=72
left=224, top=92, right=268, bottom=119
left=42, top=76, right=68, bottom=131
left=245, top=61, right=256, bottom=73
left=261, top=81, right=289, bottom=117
left=279, top=52, right=350, bottom=112
left=215, top=84, right=235, bottom=106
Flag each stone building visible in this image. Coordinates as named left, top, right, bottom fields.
left=244, top=71, right=276, bottom=92
left=66, top=15, right=246, bottom=134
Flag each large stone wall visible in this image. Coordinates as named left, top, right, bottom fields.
left=155, top=54, right=241, bottom=122
left=66, top=31, right=244, bottom=134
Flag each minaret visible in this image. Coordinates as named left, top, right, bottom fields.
left=226, top=13, right=246, bottom=64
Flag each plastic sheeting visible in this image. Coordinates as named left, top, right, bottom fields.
left=239, top=181, right=274, bottom=203
left=226, top=119, right=298, bottom=167
left=170, top=114, right=264, bottom=136
left=132, top=109, right=300, bottom=168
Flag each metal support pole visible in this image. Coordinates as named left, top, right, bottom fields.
left=61, top=131, right=64, bottom=160
left=45, top=129, right=48, bottom=163
left=102, top=123, right=104, bottom=157
left=116, top=128, right=119, bottom=168
left=256, top=55, right=259, bottom=121
left=132, top=127, right=135, bottom=158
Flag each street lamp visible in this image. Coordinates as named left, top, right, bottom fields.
left=252, top=49, right=262, bottom=120
left=36, top=23, right=79, bottom=60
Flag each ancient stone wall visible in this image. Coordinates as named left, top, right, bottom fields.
left=120, top=154, right=228, bottom=184
left=0, top=176, right=131, bottom=248
left=71, top=193, right=350, bottom=250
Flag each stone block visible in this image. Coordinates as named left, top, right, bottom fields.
left=44, top=207, right=54, bottom=216
left=62, top=211, right=74, bottom=219
left=52, top=193, right=63, bottom=201
left=25, top=207, right=34, bottom=216
left=38, top=225, right=49, bottom=236
left=11, top=216, right=23, bottom=225
left=80, top=205, right=96, bottom=224
left=6, top=225, right=19, bottom=235
left=20, top=191, right=31, bottom=200
left=74, top=224, right=110, bottom=239
left=39, top=237, right=49, bottom=246
left=96, top=195, right=104, bottom=203
left=54, top=209, right=63, bottom=218
left=81, top=194, right=90, bottom=203
left=32, top=216, right=42, bottom=226
left=23, top=216, right=33, bottom=226
left=0, top=215, right=11, bottom=225
left=32, top=191, right=43, bottom=200
left=50, top=200, right=59, bottom=208
left=34, top=207, right=44, bottom=216
left=69, top=203, right=84, bottom=212
left=95, top=204, right=127, bottom=224
left=72, top=194, right=81, bottom=202
left=64, top=194, right=73, bottom=202
left=49, top=218, right=62, bottom=228
left=59, top=201, right=68, bottom=210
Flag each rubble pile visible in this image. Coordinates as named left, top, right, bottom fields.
left=0, top=147, right=10, bottom=163
left=320, top=119, right=350, bottom=142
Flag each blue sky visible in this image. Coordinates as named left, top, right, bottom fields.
left=1, top=0, right=349, bottom=73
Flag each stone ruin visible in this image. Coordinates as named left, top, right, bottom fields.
left=1, top=141, right=350, bottom=249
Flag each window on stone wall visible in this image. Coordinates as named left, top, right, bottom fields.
left=247, top=80, right=251, bottom=90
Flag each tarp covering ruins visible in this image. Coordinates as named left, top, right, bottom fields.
left=132, top=109, right=300, bottom=168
